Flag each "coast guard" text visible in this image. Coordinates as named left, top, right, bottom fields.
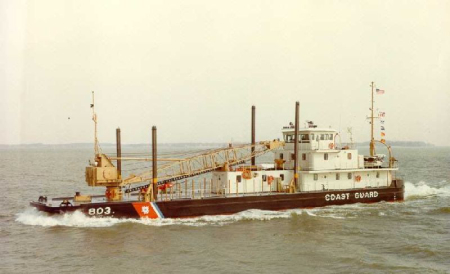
left=325, top=193, right=350, bottom=201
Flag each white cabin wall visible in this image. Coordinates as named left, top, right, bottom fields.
left=358, top=155, right=365, bottom=168
left=333, top=150, right=359, bottom=169
left=212, top=170, right=293, bottom=194
left=299, top=169, right=392, bottom=191
left=276, top=148, right=360, bottom=172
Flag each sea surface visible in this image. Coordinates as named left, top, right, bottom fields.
left=1, top=145, right=449, bottom=274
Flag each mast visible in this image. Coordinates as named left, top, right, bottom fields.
left=116, top=128, right=122, bottom=178
left=91, top=91, right=99, bottom=157
left=152, top=126, right=158, bottom=201
left=370, top=82, right=375, bottom=156
left=293, top=101, right=299, bottom=190
left=251, top=105, right=256, bottom=166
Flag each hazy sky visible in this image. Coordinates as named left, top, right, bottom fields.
left=1, top=0, right=449, bottom=146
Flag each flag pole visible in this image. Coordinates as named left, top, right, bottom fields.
left=370, top=82, right=375, bottom=157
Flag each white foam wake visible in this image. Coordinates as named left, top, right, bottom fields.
left=405, top=181, right=450, bottom=199
left=19, top=182, right=446, bottom=228
left=16, top=208, right=306, bottom=228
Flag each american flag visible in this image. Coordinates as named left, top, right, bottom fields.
left=376, top=89, right=385, bottom=94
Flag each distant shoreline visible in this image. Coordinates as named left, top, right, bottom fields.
left=0, top=141, right=439, bottom=148
left=356, top=141, right=435, bottom=147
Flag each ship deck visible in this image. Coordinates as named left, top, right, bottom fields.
left=39, top=183, right=402, bottom=208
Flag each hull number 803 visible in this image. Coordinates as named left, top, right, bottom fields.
left=88, top=207, right=112, bottom=216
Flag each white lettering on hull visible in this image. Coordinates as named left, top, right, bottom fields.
left=88, top=207, right=112, bottom=216
left=325, top=193, right=350, bottom=201
left=325, top=191, right=379, bottom=201
left=354, top=191, right=379, bottom=199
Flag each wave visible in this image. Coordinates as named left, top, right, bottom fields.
left=405, top=181, right=450, bottom=199
left=15, top=208, right=304, bottom=228
left=18, top=182, right=447, bottom=228
left=16, top=206, right=354, bottom=228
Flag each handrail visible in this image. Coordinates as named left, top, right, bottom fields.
left=373, top=140, right=396, bottom=168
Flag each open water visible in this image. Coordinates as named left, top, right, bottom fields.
left=1, top=145, right=449, bottom=273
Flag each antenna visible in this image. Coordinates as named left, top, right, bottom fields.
left=347, top=127, right=353, bottom=147
left=91, top=91, right=99, bottom=157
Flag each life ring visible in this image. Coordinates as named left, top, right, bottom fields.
left=355, top=175, right=361, bottom=182
left=267, top=175, right=274, bottom=185
left=329, top=143, right=334, bottom=149
left=158, top=182, right=174, bottom=190
left=242, top=169, right=252, bottom=180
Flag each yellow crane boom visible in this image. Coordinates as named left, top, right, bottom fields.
left=121, top=140, right=284, bottom=193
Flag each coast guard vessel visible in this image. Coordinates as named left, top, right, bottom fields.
left=31, top=83, right=404, bottom=219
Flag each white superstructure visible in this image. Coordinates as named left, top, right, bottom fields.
left=212, top=123, right=398, bottom=195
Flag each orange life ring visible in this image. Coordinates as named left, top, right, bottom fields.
left=355, top=175, right=361, bottom=182
left=329, top=143, right=334, bottom=149
left=267, top=175, right=274, bottom=185
left=159, top=182, right=174, bottom=190
left=242, top=169, right=252, bottom=180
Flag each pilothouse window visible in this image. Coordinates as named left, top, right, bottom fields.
left=300, top=134, right=309, bottom=143
left=284, top=134, right=296, bottom=143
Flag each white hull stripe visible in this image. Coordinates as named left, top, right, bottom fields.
left=151, top=202, right=165, bottom=219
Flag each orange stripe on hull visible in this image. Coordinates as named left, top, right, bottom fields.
left=132, top=202, right=159, bottom=219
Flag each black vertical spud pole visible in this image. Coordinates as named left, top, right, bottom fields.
left=251, top=105, right=256, bottom=166
left=152, top=126, right=158, bottom=201
left=116, top=128, right=121, bottom=178
left=294, top=101, right=299, bottom=190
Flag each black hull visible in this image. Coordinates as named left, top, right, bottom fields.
left=30, top=182, right=404, bottom=219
